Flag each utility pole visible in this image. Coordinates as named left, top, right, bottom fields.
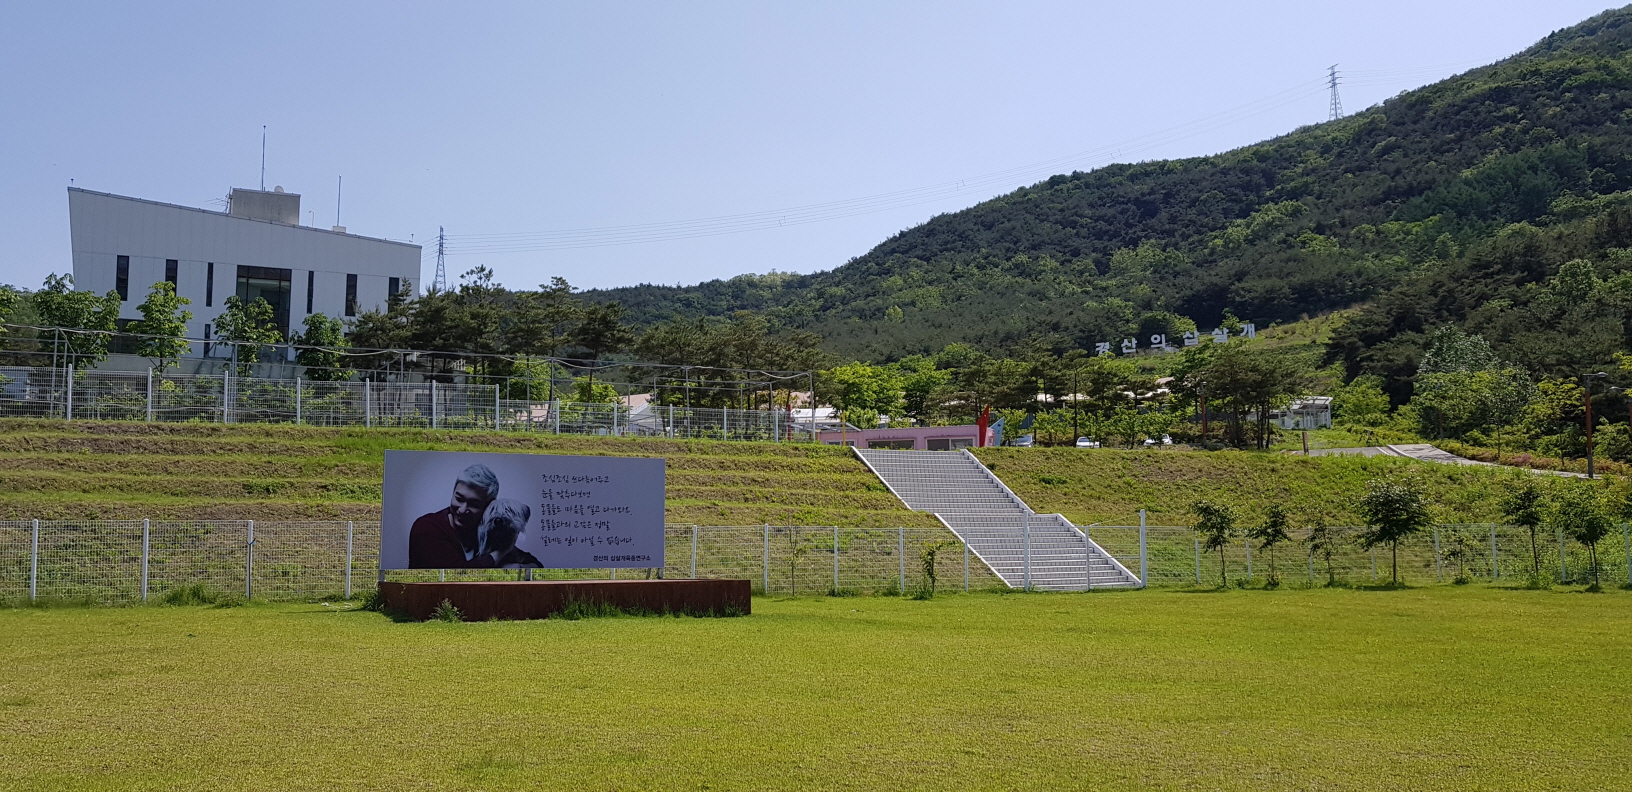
left=1328, top=65, right=1343, bottom=121
left=1583, top=372, right=1609, bottom=478
left=434, top=226, right=448, bottom=292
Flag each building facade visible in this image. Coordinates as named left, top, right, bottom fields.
left=68, top=187, right=421, bottom=356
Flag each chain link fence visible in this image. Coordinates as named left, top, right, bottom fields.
left=4, top=520, right=1628, bottom=604
left=0, top=365, right=816, bottom=441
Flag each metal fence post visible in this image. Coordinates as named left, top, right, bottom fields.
left=431, top=381, right=438, bottom=429
left=690, top=525, right=698, bottom=578
left=65, top=363, right=73, bottom=421
left=1138, top=509, right=1148, bottom=589
left=1022, top=511, right=1032, bottom=591
left=762, top=525, right=770, bottom=594
left=345, top=521, right=354, bottom=599
left=898, top=526, right=906, bottom=593
left=964, top=538, right=970, bottom=592
left=295, top=376, right=302, bottom=425
left=1556, top=524, right=1568, bottom=583
left=494, top=384, right=501, bottom=431
left=1624, top=523, right=1631, bottom=587
left=1433, top=526, right=1443, bottom=582
left=365, top=380, right=372, bottom=428
left=1245, top=535, right=1253, bottom=580
left=1307, top=545, right=1315, bottom=583
left=1369, top=547, right=1377, bottom=582
left=30, top=519, right=39, bottom=601
left=146, top=368, right=153, bottom=422
left=245, top=520, right=255, bottom=600
left=141, top=518, right=150, bottom=602
left=833, top=525, right=840, bottom=593
left=1194, top=534, right=1202, bottom=585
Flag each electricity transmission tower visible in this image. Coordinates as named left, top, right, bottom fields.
left=1328, top=64, right=1343, bottom=121
left=434, top=226, right=447, bottom=292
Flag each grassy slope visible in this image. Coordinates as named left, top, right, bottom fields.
left=970, top=447, right=1535, bottom=525
left=0, top=420, right=1550, bottom=528
left=0, top=420, right=934, bottom=527
left=1, top=587, right=1627, bottom=791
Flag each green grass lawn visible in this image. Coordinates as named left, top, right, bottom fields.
left=3, top=586, right=1628, bottom=791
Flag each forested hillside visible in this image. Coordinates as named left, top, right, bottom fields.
left=592, top=7, right=1632, bottom=398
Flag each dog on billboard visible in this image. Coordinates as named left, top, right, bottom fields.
left=477, top=499, right=542, bottom=569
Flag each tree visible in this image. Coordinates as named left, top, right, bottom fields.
left=0, top=286, right=18, bottom=340
left=1179, top=342, right=1311, bottom=449
left=293, top=313, right=352, bottom=381
left=1248, top=504, right=1292, bottom=584
left=819, top=362, right=904, bottom=429
left=1190, top=499, right=1237, bottom=586
left=214, top=295, right=283, bottom=374
left=1547, top=483, right=1613, bottom=587
left=1499, top=478, right=1547, bottom=578
left=1303, top=519, right=1341, bottom=587
left=127, top=282, right=192, bottom=373
left=33, top=274, right=120, bottom=368
left=1331, top=374, right=1392, bottom=427
left=572, top=302, right=634, bottom=361
left=1354, top=478, right=1434, bottom=585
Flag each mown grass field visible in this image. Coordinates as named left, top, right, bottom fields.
left=0, top=419, right=1547, bottom=529
left=2, top=586, right=1628, bottom=791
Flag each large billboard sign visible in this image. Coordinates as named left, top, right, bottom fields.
left=380, top=450, right=665, bottom=570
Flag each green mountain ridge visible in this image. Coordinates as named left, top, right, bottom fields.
left=588, top=7, right=1632, bottom=399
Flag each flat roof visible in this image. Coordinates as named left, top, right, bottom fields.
left=67, top=187, right=421, bottom=250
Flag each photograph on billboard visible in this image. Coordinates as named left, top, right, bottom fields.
left=380, top=450, right=665, bottom=570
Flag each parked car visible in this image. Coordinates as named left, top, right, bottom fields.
left=1075, top=437, right=1100, bottom=448
left=1010, top=434, right=1035, bottom=447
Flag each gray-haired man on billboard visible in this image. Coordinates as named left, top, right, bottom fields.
left=409, top=464, right=506, bottom=568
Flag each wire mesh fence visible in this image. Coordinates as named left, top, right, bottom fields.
left=0, top=365, right=818, bottom=441
left=4, top=521, right=1629, bottom=604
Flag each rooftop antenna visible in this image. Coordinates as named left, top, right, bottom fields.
left=435, top=226, right=448, bottom=292
left=335, top=175, right=342, bottom=226
left=1327, top=65, right=1343, bottom=121
left=260, top=126, right=267, bottom=190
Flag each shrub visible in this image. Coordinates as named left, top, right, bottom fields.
left=431, top=598, right=463, bottom=622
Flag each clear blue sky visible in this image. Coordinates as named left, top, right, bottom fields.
left=1, top=2, right=1618, bottom=293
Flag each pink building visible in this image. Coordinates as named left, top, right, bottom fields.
left=817, top=424, right=992, bottom=450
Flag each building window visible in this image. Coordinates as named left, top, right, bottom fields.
left=204, top=323, right=211, bottom=357
left=306, top=271, right=315, bottom=314
left=345, top=274, right=358, bottom=317
left=236, top=265, right=293, bottom=339
left=115, top=255, right=130, bottom=301
left=206, top=263, right=214, bottom=306
left=388, top=277, right=399, bottom=300
left=165, top=259, right=178, bottom=288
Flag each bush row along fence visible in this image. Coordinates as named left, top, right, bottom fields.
left=0, top=366, right=815, bottom=442
left=4, top=522, right=1629, bottom=605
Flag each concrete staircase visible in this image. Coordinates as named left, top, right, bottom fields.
left=854, top=448, right=1141, bottom=590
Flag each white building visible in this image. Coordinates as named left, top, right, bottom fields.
left=1270, top=396, right=1333, bottom=430
left=68, top=187, right=421, bottom=355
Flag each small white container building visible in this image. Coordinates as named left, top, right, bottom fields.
left=1270, top=396, right=1333, bottom=430
left=68, top=186, right=421, bottom=359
